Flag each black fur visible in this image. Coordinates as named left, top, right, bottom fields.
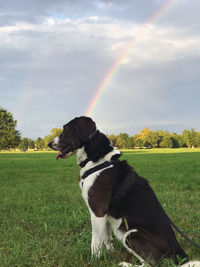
left=82, top=130, right=113, bottom=164
left=107, top=161, right=188, bottom=264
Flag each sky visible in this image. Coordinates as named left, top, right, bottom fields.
left=0, top=0, right=200, bottom=139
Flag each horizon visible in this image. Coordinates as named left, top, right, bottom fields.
left=16, top=121, right=198, bottom=140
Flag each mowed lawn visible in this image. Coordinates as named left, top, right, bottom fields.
left=0, top=149, right=200, bottom=266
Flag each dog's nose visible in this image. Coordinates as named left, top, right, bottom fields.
left=48, top=141, right=53, bottom=148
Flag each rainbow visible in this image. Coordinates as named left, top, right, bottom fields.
left=84, top=0, right=176, bottom=117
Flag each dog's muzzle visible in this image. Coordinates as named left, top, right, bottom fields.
left=48, top=139, right=72, bottom=160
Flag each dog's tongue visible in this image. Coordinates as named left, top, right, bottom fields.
left=56, top=146, right=71, bottom=160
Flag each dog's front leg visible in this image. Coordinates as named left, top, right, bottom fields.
left=104, top=221, right=114, bottom=251
left=91, top=213, right=108, bottom=258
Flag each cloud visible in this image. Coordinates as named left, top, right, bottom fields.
left=0, top=0, right=200, bottom=138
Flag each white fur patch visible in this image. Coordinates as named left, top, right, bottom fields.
left=107, top=216, right=123, bottom=241
left=90, top=213, right=108, bottom=257
left=76, top=147, right=88, bottom=165
left=52, top=136, right=60, bottom=150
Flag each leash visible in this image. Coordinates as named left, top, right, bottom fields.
left=156, top=195, right=200, bottom=249
left=168, top=216, right=200, bottom=249
left=124, top=218, right=129, bottom=231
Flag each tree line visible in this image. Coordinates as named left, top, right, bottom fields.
left=1, top=107, right=200, bottom=150
left=108, top=128, right=200, bottom=149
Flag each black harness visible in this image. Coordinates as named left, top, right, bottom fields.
left=81, top=159, right=119, bottom=180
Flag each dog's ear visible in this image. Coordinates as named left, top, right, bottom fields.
left=75, top=116, right=96, bottom=142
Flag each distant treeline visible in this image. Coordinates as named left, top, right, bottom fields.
left=18, top=128, right=200, bottom=151
left=107, top=128, right=200, bottom=149
left=1, top=107, right=200, bottom=150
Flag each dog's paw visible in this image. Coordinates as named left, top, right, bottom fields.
left=105, top=241, right=115, bottom=252
left=91, top=248, right=102, bottom=259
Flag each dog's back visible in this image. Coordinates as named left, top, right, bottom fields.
left=106, top=161, right=188, bottom=264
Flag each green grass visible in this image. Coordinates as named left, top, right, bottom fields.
left=0, top=149, right=200, bottom=266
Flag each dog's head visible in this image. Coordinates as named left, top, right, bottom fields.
left=48, top=116, right=96, bottom=159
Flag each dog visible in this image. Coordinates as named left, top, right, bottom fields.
left=48, top=116, right=200, bottom=267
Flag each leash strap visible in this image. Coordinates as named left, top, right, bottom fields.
left=124, top=218, right=129, bottom=231
left=168, top=217, right=200, bottom=249
left=156, top=197, right=200, bottom=249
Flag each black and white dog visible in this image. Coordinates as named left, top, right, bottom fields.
left=48, top=116, right=199, bottom=267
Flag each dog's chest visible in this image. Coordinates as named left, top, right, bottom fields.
left=79, top=166, right=113, bottom=211
left=77, top=147, right=121, bottom=211
left=79, top=172, right=98, bottom=207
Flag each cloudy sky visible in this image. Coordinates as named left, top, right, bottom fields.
left=1, top=0, right=200, bottom=139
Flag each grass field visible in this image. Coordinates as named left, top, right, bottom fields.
left=0, top=149, right=200, bottom=266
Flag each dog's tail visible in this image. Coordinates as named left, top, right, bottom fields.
left=119, top=229, right=146, bottom=267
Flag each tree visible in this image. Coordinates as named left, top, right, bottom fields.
left=128, top=136, right=135, bottom=149
left=19, top=138, right=29, bottom=151
left=171, top=132, right=180, bottom=148
left=160, top=133, right=173, bottom=148
left=176, top=134, right=186, bottom=147
left=35, top=137, right=45, bottom=150
left=43, top=128, right=62, bottom=148
left=133, top=135, right=143, bottom=148
left=195, top=132, right=200, bottom=148
left=28, top=139, right=35, bottom=149
left=116, top=133, right=132, bottom=149
left=156, top=130, right=167, bottom=147
left=0, top=107, right=21, bottom=150
left=107, top=134, right=117, bottom=147
left=140, top=128, right=150, bottom=139
left=182, top=129, right=197, bottom=148
left=143, top=131, right=159, bottom=148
